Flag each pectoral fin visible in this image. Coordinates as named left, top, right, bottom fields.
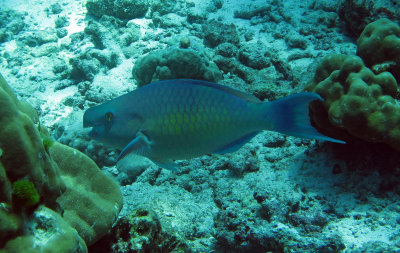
left=117, top=132, right=152, bottom=161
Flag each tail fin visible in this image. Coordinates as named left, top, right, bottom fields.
left=263, top=92, right=345, bottom=144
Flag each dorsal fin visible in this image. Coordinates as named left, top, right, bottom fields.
left=149, top=79, right=262, bottom=103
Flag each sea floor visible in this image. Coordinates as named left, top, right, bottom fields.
left=1, top=0, right=399, bottom=251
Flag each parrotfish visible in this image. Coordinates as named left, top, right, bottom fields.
left=83, top=79, right=344, bottom=170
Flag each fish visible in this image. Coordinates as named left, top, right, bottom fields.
left=83, top=79, right=344, bottom=170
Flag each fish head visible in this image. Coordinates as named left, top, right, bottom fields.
left=83, top=101, right=143, bottom=148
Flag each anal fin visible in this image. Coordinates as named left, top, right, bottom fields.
left=152, top=159, right=179, bottom=172
left=213, top=131, right=259, bottom=154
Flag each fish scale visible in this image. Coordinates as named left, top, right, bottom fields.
left=145, top=83, right=253, bottom=159
left=83, top=79, right=345, bottom=170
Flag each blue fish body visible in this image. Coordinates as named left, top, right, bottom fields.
left=83, top=79, right=344, bottom=169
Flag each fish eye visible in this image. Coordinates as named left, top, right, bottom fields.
left=105, top=112, right=114, bottom=121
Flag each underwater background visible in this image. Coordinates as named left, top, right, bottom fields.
left=1, top=0, right=400, bottom=252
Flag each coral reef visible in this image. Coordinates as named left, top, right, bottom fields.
left=306, top=19, right=400, bottom=150
left=86, top=0, right=189, bottom=21
left=357, top=18, right=400, bottom=80
left=0, top=73, right=122, bottom=251
left=0, top=72, right=65, bottom=209
left=86, top=0, right=149, bottom=19
left=1, top=206, right=87, bottom=253
left=338, top=0, right=400, bottom=37
left=0, top=9, right=25, bottom=43
left=12, top=179, right=40, bottom=207
left=150, top=0, right=187, bottom=16
left=90, top=208, right=189, bottom=252
left=19, top=29, right=58, bottom=47
left=2, top=0, right=400, bottom=251
left=133, top=47, right=222, bottom=86
left=70, top=48, right=119, bottom=81
left=50, top=142, right=123, bottom=245
left=311, top=55, right=399, bottom=145
left=202, top=19, right=240, bottom=48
